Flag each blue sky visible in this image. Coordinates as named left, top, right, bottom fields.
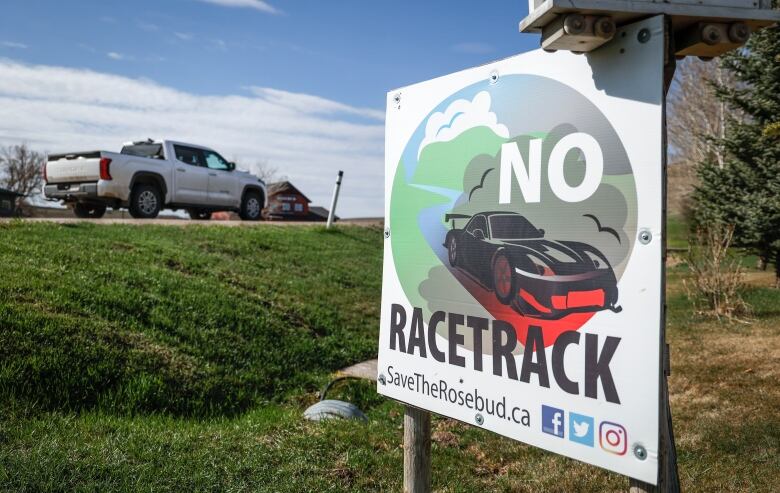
left=0, top=0, right=539, bottom=216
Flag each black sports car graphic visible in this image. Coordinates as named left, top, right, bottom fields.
left=443, top=211, right=621, bottom=319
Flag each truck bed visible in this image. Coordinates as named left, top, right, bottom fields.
left=45, top=150, right=160, bottom=184
left=46, top=151, right=112, bottom=184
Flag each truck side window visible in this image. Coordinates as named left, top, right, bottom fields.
left=203, top=151, right=231, bottom=171
left=174, top=145, right=204, bottom=167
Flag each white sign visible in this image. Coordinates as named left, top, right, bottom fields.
left=378, top=16, right=664, bottom=484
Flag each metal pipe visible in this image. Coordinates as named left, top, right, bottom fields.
left=326, top=170, right=343, bottom=229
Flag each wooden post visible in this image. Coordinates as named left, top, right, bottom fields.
left=404, top=405, right=431, bottom=493
left=642, top=15, right=681, bottom=493
left=630, top=478, right=657, bottom=493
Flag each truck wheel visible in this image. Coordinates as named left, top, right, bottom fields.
left=129, top=184, right=161, bottom=219
left=187, top=209, right=212, bottom=220
left=73, top=202, right=107, bottom=219
left=239, top=191, right=263, bottom=221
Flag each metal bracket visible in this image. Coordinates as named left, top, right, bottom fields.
left=520, top=0, right=780, bottom=57
left=541, top=14, right=616, bottom=53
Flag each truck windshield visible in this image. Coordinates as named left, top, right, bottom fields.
left=489, top=214, right=544, bottom=240
left=121, top=143, right=164, bottom=159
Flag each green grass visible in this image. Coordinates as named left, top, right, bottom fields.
left=0, top=222, right=382, bottom=416
left=666, top=215, right=689, bottom=250
left=1, top=222, right=779, bottom=492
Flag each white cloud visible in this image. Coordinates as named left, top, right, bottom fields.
left=137, top=21, right=160, bottom=32
left=248, top=87, right=385, bottom=121
left=197, top=0, right=280, bottom=14
left=0, top=59, right=384, bottom=217
left=107, top=52, right=161, bottom=63
left=418, top=91, right=509, bottom=158
left=174, top=32, right=194, bottom=41
left=1, top=41, right=28, bottom=49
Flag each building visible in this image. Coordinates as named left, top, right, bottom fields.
left=264, top=181, right=337, bottom=222
left=0, top=188, right=22, bottom=217
left=265, top=181, right=311, bottom=219
left=309, top=206, right=338, bottom=222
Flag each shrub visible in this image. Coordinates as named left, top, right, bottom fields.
left=684, top=224, right=751, bottom=321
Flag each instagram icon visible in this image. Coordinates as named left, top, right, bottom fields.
left=599, top=422, right=627, bottom=455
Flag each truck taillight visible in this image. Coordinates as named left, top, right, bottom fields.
left=99, top=157, right=112, bottom=180
left=42, top=161, right=48, bottom=184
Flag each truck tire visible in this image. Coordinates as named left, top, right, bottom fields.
left=129, top=184, right=162, bottom=219
left=73, top=202, right=107, bottom=219
left=239, top=191, right=263, bottom=221
left=188, top=209, right=212, bottom=220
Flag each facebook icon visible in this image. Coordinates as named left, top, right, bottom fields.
left=542, top=405, right=565, bottom=438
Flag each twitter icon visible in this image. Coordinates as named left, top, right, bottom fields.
left=569, top=412, right=594, bottom=447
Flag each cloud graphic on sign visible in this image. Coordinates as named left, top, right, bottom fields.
left=417, top=91, right=509, bottom=159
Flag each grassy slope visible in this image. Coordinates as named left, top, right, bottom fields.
left=0, top=222, right=382, bottom=416
left=1, top=221, right=779, bottom=492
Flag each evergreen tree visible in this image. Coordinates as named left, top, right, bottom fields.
left=692, top=23, right=780, bottom=285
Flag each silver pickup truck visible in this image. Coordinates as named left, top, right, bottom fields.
left=44, top=139, right=267, bottom=220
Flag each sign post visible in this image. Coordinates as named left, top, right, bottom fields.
left=327, top=170, right=343, bottom=229
left=403, top=406, right=431, bottom=493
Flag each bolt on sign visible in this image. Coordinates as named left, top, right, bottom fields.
left=378, top=15, right=664, bottom=484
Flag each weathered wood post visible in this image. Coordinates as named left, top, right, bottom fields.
left=630, top=478, right=657, bottom=493
left=404, top=406, right=431, bottom=493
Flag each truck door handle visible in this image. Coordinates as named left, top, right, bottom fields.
left=177, top=168, right=186, bottom=172
left=209, top=173, right=217, bottom=177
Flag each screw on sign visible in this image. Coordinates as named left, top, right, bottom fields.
left=634, top=444, right=648, bottom=461
left=381, top=3, right=780, bottom=492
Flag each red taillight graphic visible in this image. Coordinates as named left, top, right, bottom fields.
left=42, top=161, right=48, bottom=184
left=567, top=289, right=605, bottom=309
left=99, top=157, right=112, bottom=180
left=551, top=295, right=567, bottom=310
left=519, top=289, right=552, bottom=314
left=550, top=290, right=606, bottom=311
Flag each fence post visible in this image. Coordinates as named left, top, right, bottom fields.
left=326, top=170, right=343, bottom=229
left=404, top=405, right=431, bottom=493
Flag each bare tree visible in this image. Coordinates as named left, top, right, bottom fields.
left=667, top=58, right=737, bottom=169
left=239, top=159, right=287, bottom=184
left=0, top=144, right=45, bottom=209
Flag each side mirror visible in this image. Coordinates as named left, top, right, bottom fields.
left=474, top=229, right=485, bottom=240
left=228, top=162, right=236, bottom=171
left=538, top=228, right=545, bottom=236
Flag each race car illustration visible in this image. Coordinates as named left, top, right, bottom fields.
left=443, top=211, right=621, bottom=319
